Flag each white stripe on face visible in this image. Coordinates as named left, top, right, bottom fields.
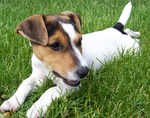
left=60, top=22, right=87, bottom=68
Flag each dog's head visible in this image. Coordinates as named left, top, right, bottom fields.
left=16, top=11, right=89, bottom=86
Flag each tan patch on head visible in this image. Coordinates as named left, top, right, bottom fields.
left=48, top=30, right=70, bottom=50
left=32, top=44, right=77, bottom=78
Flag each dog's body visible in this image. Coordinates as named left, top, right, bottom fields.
left=0, top=2, right=140, bottom=117
left=82, top=28, right=139, bottom=69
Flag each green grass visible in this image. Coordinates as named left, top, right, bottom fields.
left=0, top=0, right=150, bottom=117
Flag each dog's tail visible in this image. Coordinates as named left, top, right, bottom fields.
left=118, top=1, right=132, bottom=26
left=113, top=1, right=132, bottom=33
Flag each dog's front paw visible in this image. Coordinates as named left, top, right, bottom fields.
left=0, top=97, right=20, bottom=112
left=26, top=103, right=47, bottom=118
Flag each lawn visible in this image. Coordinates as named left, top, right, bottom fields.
left=0, top=0, right=149, bottom=117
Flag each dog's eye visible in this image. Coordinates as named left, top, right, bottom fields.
left=49, top=42, right=61, bottom=51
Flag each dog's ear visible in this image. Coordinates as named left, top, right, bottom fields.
left=61, top=11, right=82, bottom=33
left=16, top=15, right=48, bottom=46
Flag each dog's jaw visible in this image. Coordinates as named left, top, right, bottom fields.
left=52, top=70, right=80, bottom=87
left=63, top=79, right=80, bottom=87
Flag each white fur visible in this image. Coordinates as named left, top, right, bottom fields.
left=60, top=22, right=87, bottom=67
left=0, top=2, right=140, bottom=118
left=60, top=22, right=88, bottom=81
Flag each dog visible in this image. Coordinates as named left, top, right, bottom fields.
left=0, top=2, right=140, bottom=117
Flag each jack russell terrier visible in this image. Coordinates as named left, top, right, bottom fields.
left=0, top=2, right=140, bottom=117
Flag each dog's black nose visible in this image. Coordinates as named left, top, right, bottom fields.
left=76, top=66, right=89, bottom=78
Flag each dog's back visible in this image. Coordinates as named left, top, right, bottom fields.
left=82, top=2, right=140, bottom=69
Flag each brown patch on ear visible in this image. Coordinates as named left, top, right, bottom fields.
left=61, top=11, right=82, bottom=33
left=16, top=15, right=48, bottom=46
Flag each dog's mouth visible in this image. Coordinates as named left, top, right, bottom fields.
left=52, top=71, right=80, bottom=87
left=63, top=79, right=80, bottom=87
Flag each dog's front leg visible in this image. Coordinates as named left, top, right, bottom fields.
left=0, top=55, right=47, bottom=112
left=0, top=73, right=46, bottom=112
left=26, top=84, right=74, bottom=118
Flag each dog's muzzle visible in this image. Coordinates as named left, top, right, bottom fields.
left=52, top=66, right=89, bottom=87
